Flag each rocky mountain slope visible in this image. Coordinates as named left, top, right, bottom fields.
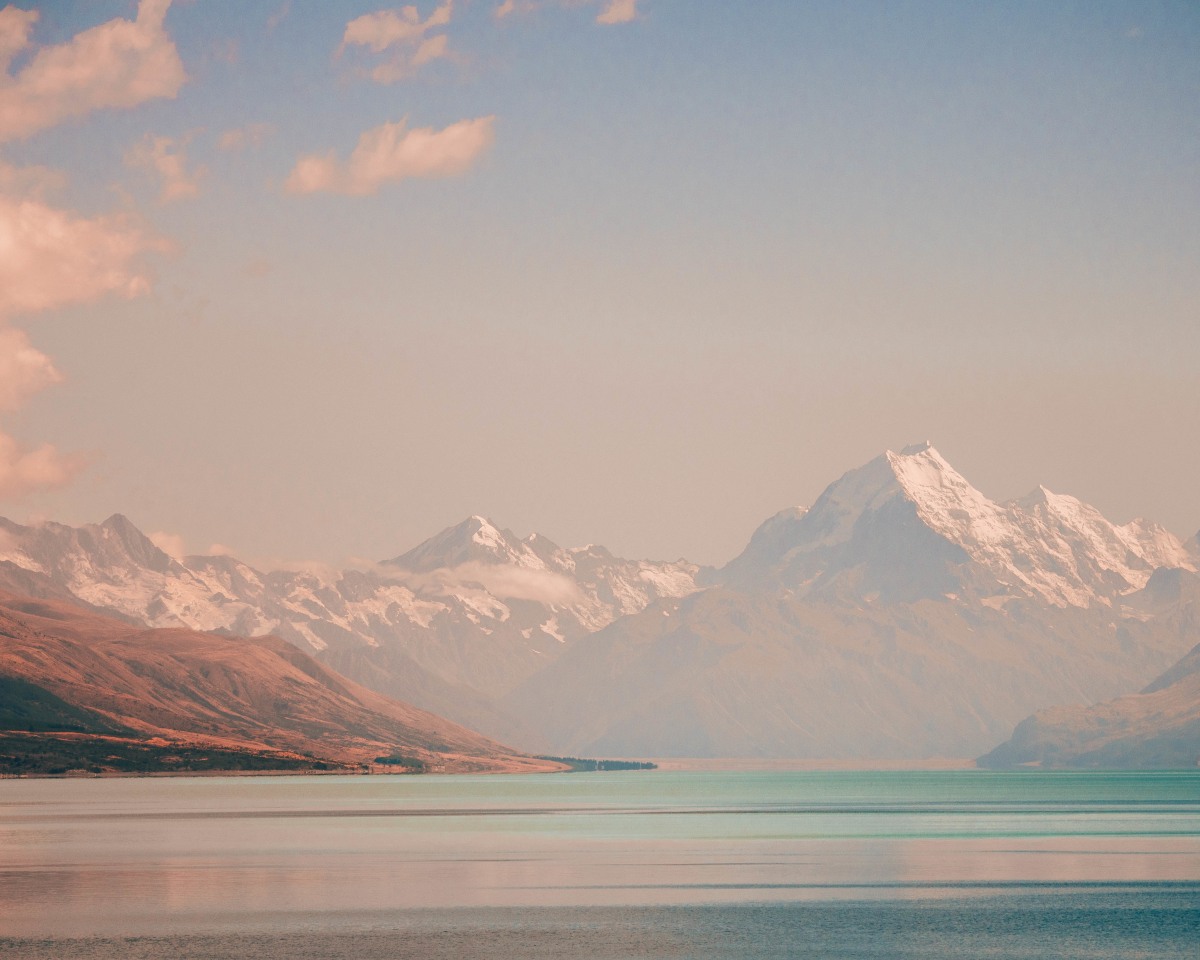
left=0, top=590, right=556, bottom=774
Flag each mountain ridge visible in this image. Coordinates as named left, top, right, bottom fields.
left=0, top=510, right=702, bottom=745
left=719, top=443, right=1195, bottom=608
left=2, top=443, right=1194, bottom=760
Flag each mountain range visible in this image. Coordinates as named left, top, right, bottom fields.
left=2, top=442, right=1195, bottom=762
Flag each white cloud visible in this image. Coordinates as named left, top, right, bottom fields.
left=0, top=0, right=186, bottom=143
left=285, top=115, right=495, bottom=196
left=596, top=0, right=637, bottom=25
left=341, top=2, right=453, bottom=82
left=149, top=530, right=187, bottom=559
left=0, top=327, right=60, bottom=413
left=126, top=133, right=204, bottom=202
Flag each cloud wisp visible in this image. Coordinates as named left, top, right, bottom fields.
left=0, top=315, right=87, bottom=499
left=218, top=122, right=274, bottom=152
left=0, top=327, right=60, bottom=414
left=0, top=166, right=167, bottom=500
left=0, top=0, right=185, bottom=143
left=387, top=560, right=584, bottom=606
left=340, top=2, right=454, bottom=82
left=285, top=115, right=495, bottom=196
left=494, top=0, right=640, bottom=24
left=149, top=530, right=187, bottom=559
left=595, top=0, right=638, bottom=25
left=126, top=134, right=204, bottom=202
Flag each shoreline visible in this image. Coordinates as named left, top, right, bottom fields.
left=0, top=756, right=984, bottom=780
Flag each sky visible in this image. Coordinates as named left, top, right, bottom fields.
left=0, top=0, right=1197, bottom=568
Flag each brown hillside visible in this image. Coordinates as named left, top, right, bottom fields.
left=0, top=591, right=559, bottom=774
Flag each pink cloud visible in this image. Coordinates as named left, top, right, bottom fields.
left=341, top=2, right=454, bottom=82
left=149, top=530, right=187, bottom=559
left=0, top=164, right=168, bottom=501
left=0, top=161, right=65, bottom=199
left=0, top=0, right=186, bottom=143
left=0, top=7, right=39, bottom=72
left=343, top=3, right=453, bottom=52
left=0, top=327, right=60, bottom=413
left=285, top=115, right=495, bottom=196
left=125, top=133, right=204, bottom=202
left=0, top=431, right=87, bottom=500
left=0, top=193, right=166, bottom=317
left=493, top=1, right=638, bottom=22
left=218, top=122, right=274, bottom=152
left=596, top=0, right=637, bottom=24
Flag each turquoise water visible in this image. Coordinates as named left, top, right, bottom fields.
left=1, top=770, right=1197, bottom=957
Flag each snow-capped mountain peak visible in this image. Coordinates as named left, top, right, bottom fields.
left=883, top=443, right=1010, bottom=551
left=385, top=515, right=548, bottom=572
left=742, top=442, right=998, bottom=561
left=722, top=443, right=1193, bottom=608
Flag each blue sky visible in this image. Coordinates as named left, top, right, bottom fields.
left=2, top=0, right=1197, bottom=565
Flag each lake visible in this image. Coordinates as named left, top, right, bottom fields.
left=1, top=769, right=1197, bottom=958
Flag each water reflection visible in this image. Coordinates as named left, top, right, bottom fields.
left=0, top=771, right=1197, bottom=938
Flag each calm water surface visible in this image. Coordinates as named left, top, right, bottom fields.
left=1, top=769, right=1197, bottom=958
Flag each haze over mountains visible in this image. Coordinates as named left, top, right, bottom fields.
left=981, top=573, right=1200, bottom=769
left=2, top=443, right=1196, bottom=762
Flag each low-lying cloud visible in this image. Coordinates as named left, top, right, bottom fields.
left=398, top=561, right=584, bottom=606
left=149, top=530, right=187, bottom=559
left=285, top=115, right=495, bottom=196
